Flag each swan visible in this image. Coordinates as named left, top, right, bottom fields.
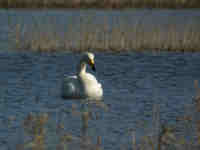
left=62, top=52, right=103, bottom=101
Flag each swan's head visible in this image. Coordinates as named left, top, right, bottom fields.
left=82, top=52, right=96, bottom=71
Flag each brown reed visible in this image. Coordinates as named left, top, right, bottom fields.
left=11, top=18, right=200, bottom=52
left=4, top=0, right=200, bottom=9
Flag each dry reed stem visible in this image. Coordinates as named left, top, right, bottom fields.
left=193, top=80, right=200, bottom=144
left=11, top=18, right=200, bottom=52
left=4, top=0, right=200, bottom=9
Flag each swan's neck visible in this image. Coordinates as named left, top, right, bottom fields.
left=77, top=61, right=87, bottom=76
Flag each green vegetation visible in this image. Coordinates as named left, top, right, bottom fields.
left=4, top=0, right=200, bottom=9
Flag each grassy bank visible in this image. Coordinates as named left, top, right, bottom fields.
left=4, top=0, right=200, bottom=9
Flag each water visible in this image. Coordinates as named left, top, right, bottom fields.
left=1, top=9, right=200, bottom=149
left=0, top=50, right=199, bottom=149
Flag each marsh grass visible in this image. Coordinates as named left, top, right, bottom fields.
left=10, top=17, right=200, bottom=52
left=17, top=101, right=107, bottom=150
left=13, top=83, right=200, bottom=150
left=4, top=0, right=200, bottom=9
left=193, top=80, right=200, bottom=144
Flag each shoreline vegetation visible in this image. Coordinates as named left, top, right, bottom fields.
left=4, top=0, right=200, bottom=9
left=10, top=20, right=200, bottom=52
left=9, top=80, right=200, bottom=150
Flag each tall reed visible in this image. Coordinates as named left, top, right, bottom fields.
left=11, top=17, right=200, bottom=52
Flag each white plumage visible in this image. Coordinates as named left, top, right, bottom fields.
left=62, top=52, right=103, bottom=101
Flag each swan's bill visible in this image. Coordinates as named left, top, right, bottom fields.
left=89, top=59, right=96, bottom=72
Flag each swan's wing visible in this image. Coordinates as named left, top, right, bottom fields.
left=63, top=75, right=83, bottom=99
left=86, top=73, right=102, bottom=88
left=63, top=75, right=77, bottom=93
left=64, top=75, right=77, bottom=79
left=84, top=73, right=102, bottom=88
left=63, top=73, right=103, bottom=100
left=98, top=83, right=102, bottom=88
left=82, top=73, right=103, bottom=99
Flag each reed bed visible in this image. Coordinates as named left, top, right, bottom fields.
left=10, top=18, right=200, bottom=52
left=11, top=82, right=200, bottom=150
left=4, top=0, right=200, bottom=9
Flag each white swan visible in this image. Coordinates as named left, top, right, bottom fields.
left=62, top=52, right=103, bottom=101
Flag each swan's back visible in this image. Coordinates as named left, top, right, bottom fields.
left=62, top=75, right=84, bottom=99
